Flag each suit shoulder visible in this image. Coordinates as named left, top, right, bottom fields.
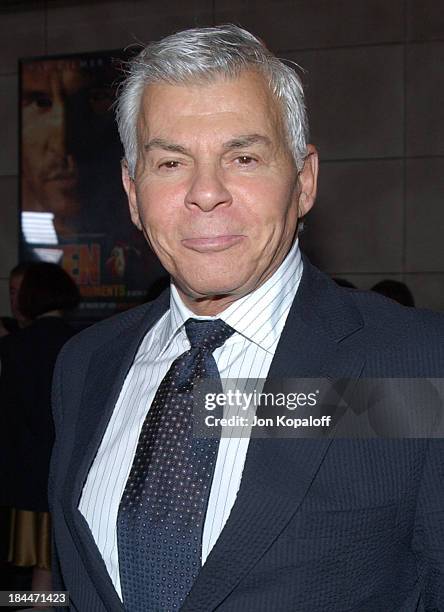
left=345, top=289, right=444, bottom=371
left=349, top=289, right=444, bottom=335
left=301, top=260, right=444, bottom=349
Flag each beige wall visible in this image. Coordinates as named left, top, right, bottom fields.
left=0, top=0, right=443, bottom=313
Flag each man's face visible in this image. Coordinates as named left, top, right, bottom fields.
left=123, top=71, right=317, bottom=314
left=21, top=63, right=89, bottom=220
left=21, top=61, right=115, bottom=235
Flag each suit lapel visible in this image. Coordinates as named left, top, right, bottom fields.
left=181, top=259, right=366, bottom=612
left=61, top=290, right=170, bottom=611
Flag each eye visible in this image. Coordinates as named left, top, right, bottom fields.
left=159, top=160, right=181, bottom=169
left=235, top=155, right=257, bottom=166
left=35, top=95, right=53, bottom=109
left=23, top=93, right=53, bottom=110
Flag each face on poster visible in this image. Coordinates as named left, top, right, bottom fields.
left=20, top=51, right=165, bottom=321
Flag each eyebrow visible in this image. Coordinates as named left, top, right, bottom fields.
left=144, top=138, right=189, bottom=155
left=222, top=134, right=272, bottom=151
left=22, top=89, right=50, bottom=98
left=143, top=133, right=272, bottom=155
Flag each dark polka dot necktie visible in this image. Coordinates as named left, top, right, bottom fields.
left=117, top=318, right=235, bottom=611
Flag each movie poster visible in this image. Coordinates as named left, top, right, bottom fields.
left=19, top=50, right=166, bottom=323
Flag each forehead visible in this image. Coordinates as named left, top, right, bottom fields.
left=137, top=70, right=285, bottom=142
left=22, top=62, right=93, bottom=94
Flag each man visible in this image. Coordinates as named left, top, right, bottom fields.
left=8, top=263, right=32, bottom=328
left=49, top=25, right=444, bottom=611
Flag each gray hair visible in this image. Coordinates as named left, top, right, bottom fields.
left=116, top=24, right=309, bottom=178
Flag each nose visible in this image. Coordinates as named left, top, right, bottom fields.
left=184, top=162, right=232, bottom=212
left=47, top=97, right=79, bottom=171
left=48, top=98, right=68, bottom=155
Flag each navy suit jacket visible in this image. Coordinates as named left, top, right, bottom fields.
left=49, top=257, right=444, bottom=611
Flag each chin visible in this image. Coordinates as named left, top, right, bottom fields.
left=171, top=257, right=254, bottom=299
left=182, top=276, right=246, bottom=300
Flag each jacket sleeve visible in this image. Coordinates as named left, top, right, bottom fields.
left=412, top=439, right=444, bottom=609
left=48, top=347, right=66, bottom=595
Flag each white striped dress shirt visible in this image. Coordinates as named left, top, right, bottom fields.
left=79, top=239, right=303, bottom=600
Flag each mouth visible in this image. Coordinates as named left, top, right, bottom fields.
left=181, top=235, right=245, bottom=253
left=45, top=170, right=78, bottom=184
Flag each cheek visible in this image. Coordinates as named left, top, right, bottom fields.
left=24, top=111, right=50, bottom=149
left=136, top=186, right=182, bottom=245
left=234, top=180, right=298, bottom=234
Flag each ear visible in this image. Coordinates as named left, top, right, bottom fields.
left=297, top=144, right=318, bottom=218
left=121, top=160, right=142, bottom=231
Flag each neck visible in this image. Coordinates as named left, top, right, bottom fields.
left=174, top=291, right=242, bottom=316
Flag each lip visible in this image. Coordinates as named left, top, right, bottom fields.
left=181, top=235, right=245, bottom=253
left=46, top=171, right=78, bottom=183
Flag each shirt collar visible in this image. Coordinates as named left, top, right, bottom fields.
left=160, top=238, right=303, bottom=356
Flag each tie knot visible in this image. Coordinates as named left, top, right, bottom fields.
left=185, top=318, right=235, bottom=352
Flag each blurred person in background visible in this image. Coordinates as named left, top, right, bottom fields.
left=0, top=317, right=19, bottom=339
left=372, top=279, right=415, bottom=307
left=8, top=262, right=33, bottom=331
left=0, top=261, right=30, bottom=336
left=0, top=262, right=79, bottom=592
